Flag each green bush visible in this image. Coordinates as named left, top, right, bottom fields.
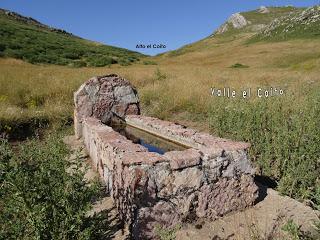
left=72, top=60, right=87, bottom=68
left=118, top=58, right=131, bottom=66
left=155, top=224, right=181, bottom=240
left=0, top=43, right=5, bottom=52
left=143, top=60, right=157, bottom=65
left=230, top=63, right=249, bottom=68
left=0, top=134, right=111, bottom=239
left=63, top=51, right=82, bottom=60
left=87, top=56, right=117, bottom=67
left=154, top=68, right=167, bottom=81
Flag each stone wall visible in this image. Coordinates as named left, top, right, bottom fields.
left=80, top=116, right=258, bottom=239
left=74, top=74, right=140, bottom=139
left=74, top=75, right=259, bottom=239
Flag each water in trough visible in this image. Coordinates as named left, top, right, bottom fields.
left=111, top=123, right=187, bottom=154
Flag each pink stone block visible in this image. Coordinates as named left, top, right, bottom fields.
left=164, top=149, right=202, bottom=170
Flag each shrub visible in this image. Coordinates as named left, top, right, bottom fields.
left=55, top=57, right=70, bottom=66
left=118, top=58, right=131, bottom=66
left=0, top=134, right=109, bottom=239
left=0, top=43, right=5, bottom=52
left=72, top=60, right=87, bottom=68
left=230, top=63, right=249, bottom=68
left=155, top=224, right=181, bottom=240
left=63, top=51, right=82, bottom=60
left=87, top=56, right=117, bottom=67
left=154, top=68, right=167, bottom=81
left=143, top=60, right=157, bottom=65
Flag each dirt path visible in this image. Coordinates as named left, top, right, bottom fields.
left=64, top=135, right=319, bottom=240
left=176, top=185, right=319, bottom=239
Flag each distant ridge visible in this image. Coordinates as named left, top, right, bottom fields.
left=0, top=8, right=76, bottom=37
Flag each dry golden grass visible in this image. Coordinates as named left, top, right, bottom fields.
left=0, top=36, right=319, bottom=124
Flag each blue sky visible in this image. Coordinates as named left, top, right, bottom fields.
left=1, top=0, right=319, bottom=55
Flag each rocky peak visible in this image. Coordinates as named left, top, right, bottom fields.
left=215, top=12, right=249, bottom=34
left=258, top=6, right=270, bottom=14
left=228, top=13, right=249, bottom=28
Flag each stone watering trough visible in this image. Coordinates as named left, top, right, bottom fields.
left=74, top=74, right=259, bottom=239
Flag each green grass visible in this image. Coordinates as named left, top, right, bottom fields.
left=0, top=11, right=144, bottom=67
left=241, top=6, right=301, bottom=26
left=207, top=89, right=320, bottom=208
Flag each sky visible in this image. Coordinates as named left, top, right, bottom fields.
left=1, top=0, right=319, bottom=55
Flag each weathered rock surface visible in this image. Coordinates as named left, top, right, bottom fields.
left=74, top=74, right=140, bottom=138
left=164, top=149, right=201, bottom=170
left=258, top=6, right=270, bottom=14
left=215, top=13, right=249, bottom=34
left=228, top=13, right=249, bottom=29
left=125, top=115, right=251, bottom=151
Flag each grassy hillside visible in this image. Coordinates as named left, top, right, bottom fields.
left=0, top=9, right=144, bottom=67
left=250, top=6, right=320, bottom=42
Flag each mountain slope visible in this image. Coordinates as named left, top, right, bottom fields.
left=0, top=8, right=144, bottom=67
left=213, top=6, right=302, bottom=36
left=250, top=6, right=320, bottom=42
left=162, top=6, right=320, bottom=57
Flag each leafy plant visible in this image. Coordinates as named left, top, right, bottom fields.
left=0, top=134, right=111, bottom=239
left=155, top=224, right=181, bottom=240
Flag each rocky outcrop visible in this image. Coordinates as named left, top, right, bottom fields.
left=258, top=6, right=270, bottom=14
left=74, top=74, right=140, bottom=139
left=215, top=12, right=249, bottom=34
left=229, top=13, right=249, bottom=29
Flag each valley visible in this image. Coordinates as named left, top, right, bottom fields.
left=0, top=4, right=320, bottom=239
